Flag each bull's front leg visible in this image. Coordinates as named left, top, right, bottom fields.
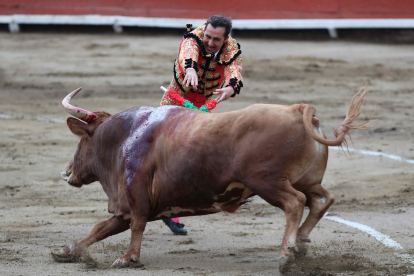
left=112, top=216, right=147, bottom=268
left=52, top=216, right=130, bottom=262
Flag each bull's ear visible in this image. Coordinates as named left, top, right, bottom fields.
left=67, top=117, right=90, bottom=137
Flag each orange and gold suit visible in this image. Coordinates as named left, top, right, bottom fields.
left=160, top=24, right=243, bottom=108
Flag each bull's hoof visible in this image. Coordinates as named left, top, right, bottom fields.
left=111, top=258, right=130, bottom=268
left=295, top=236, right=311, bottom=258
left=111, top=255, right=143, bottom=268
left=51, top=249, right=80, bottom=263
left=295, top=243, right=308, bottom=258
left=279, top=252, right=295, bottom=273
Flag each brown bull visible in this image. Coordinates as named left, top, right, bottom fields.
left=53, top=87, right=371, bottom=272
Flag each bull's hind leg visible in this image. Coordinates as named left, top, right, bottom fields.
left=52, top=216, right=130, bottom=262
left=247, top=178, right=306, bottom=273
left=296, top=184, right=335, bottom=257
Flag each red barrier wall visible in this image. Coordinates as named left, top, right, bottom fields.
left=0, top=0, right=413, bottom=19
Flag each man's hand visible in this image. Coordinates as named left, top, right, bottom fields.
left=213, top=86, right=234, bottom=104
left=183, top=69, right=198, bottom=90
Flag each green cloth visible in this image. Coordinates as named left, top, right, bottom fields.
left=182, top=100, right=209, bottom=112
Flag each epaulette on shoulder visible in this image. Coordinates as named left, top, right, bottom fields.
left=183, top=24, right=210, bottom=56
left=216, top=37, right=242, bottom=66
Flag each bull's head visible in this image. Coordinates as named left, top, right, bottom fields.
left=61, top=88, right=111, bottom=188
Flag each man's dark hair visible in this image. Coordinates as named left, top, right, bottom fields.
left=206, top=15, right=232, bottom=38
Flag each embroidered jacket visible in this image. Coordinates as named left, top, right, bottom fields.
left=160, top=24, right=243, bottom=108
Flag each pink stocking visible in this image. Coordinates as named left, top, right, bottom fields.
left=172, top=217, right=180, bottom=223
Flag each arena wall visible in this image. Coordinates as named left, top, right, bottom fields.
left=1, top=0, right=413, bottom=19
left=1, top=0, right=413, bottom=37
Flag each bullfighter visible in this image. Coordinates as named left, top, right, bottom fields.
left=160, top=14, right=244, bottom=234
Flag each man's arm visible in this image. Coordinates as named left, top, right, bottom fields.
left=214, top=55, right=243, bottom=103
left=179, top=38, right=200, bottom=91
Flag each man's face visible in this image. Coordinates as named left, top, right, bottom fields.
left=202, top=24, right=226, bottom=54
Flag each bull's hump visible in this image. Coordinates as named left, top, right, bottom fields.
left=113, top=106, right=185, bottom=133
left=115, top=106, right=154, bottom=124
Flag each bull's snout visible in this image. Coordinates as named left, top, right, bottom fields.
left=60, top=160, right=82, bottom=187
left=61, top=169, right=82, bottom=188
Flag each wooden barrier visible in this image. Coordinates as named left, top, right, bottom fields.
left=1, top=0, right=414, bottom=19
left=1, top=0, right=413, bottom=37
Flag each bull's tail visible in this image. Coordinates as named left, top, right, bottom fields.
left=302, top=86, right=374, bottom=147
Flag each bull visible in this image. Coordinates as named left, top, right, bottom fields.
left=53, top=87, right=372, bottom=272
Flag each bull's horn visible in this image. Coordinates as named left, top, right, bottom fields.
left=160, top=86, right=168, bottom=92
left=62, top=88, right=98, bottom=123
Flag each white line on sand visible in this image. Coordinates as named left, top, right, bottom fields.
left=324, top=215, right=414, bottom=266
left=325, top=215, right=403, bottom=249
left=331, top=147, right=414, bottom=164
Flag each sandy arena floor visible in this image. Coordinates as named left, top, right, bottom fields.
left=0, top=31, right=414, bottom=275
